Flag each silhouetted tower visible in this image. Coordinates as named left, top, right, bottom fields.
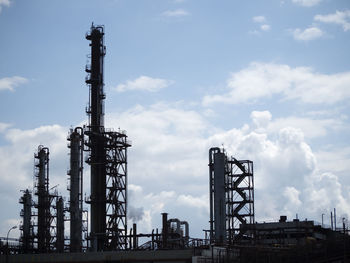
left=56, top=197, right=65, bottom=253
left=85, top=24, right=107, bottom=251
left=209, top=147, right=254, bottom=245
left=19, top=189, right=33, bottom=253
left=34, top=145, right=51, bottom=253
left=209, top=148, right=226, bottom=244
left=68, top=127, right=84, bottom=252
left=85, top=24, right=130, bottom=251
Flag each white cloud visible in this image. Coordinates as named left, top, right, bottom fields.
left=115, top=76, right=173, bottom=92
left=293, top=27, right=323, bottom=41
left=0, top=0, right=10, bottom=13
left=1, top=105, right=349, bottom=237
left=161, top=9, right=190, bottom=17
left=283, top=186, right=302, bottom=208
left=251, top=111, right=272, bottom=130
left=177, top=194, right=209, bottom=210
left=205, top=113, right=349, bottom=223
left=261, top=24, right=271, bottom=31
left=253, top=16, right=266, bottom=23
left=0, top=124, right=69, bottom=236
left=202, top=62, right=350, bottom=105
left=268, top=116, right=345, bottom=139
left=292, top=0, right=322, bottom=7
left=315, top=147, right=350, bottom=176
left=315, top=10, right=350, bottom=32
left=251, top=16, right=270, bottom=33
left=0, top=76, right=28, bottom=91
left=0, top=122, right=12, bottom=132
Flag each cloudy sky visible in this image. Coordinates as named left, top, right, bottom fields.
left=0, top=0, right=349, bottom=240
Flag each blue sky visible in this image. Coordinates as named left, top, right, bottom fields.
left=0, top=0, right=350, bottom=240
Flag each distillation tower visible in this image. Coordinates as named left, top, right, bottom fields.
left=209, top=147, right=255, bottom=245
left=67, top=127, right=84, bottom=252
left=85, top=24, right=131, bottom=251
left=34, top=146, right=52, bottom=252
left=19, top=145, right=64, bottom=253
left=19, top=189, right=33, bottom=253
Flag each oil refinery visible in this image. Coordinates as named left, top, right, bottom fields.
left=0, top=24, right=349, bottom=263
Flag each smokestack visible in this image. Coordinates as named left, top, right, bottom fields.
left=133, top=223, right=137, bottom=249
left=331, top=211, right=333, bottom=230
left=162, top=213, right=168, bottom=249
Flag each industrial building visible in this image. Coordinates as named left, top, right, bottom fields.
left=0, top=24, right=349, bottom=263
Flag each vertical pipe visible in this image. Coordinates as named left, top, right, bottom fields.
left=132, top=223, right=137, bottom=250
left=69, top=128, right=83, bottom=252
left=36, top=146, right=50, bottom=253
left=162, top=213, right=168, bottom=249
left=56, top=197, right=65, bottom=253
left=21, top=190, right=32, bottom=253
left=213, top=152, right=226, bottom=245
left=209, top=147, right=220, bottom=244
left=151, top=229, right=154, bottom=250
left=331, top=212, right=333, bottom=230
left=334, top=208, right=336, bottom=231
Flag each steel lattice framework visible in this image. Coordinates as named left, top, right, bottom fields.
left=32, top=146, right=62, bottom=252
left=104, top=130, right=131, bottom=250
left=209, top=148, right=254, bottom=245
left=226, top=158, right=254, bottom=242
left=85, top=24, right=131, bottom=251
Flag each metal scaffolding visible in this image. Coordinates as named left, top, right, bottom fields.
left=85, top=24, right=130, bottom=251
left=104, top=130, right=130, bottom=250
left=226, top=158, right=254, bottom=242
left=209, top=147, right=254, bottom=245
left=33, top=145, right=52, bottom=253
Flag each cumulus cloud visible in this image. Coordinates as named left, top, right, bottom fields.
left=115, top=76, right=173, bottom=92
left=292, top=27, right=323, bottom=41
left=0, top=124, right=68, bottom=236
left=0, top=0, right=10, bottom=13
left=314, top=10, right=350, bottom=32
left=202, top=62, right=350, bottom=105
left=112, top=105, right=349, bottom=230
left=283, top=186, right=302, bottom=215
left=251, top=111, right=272, bottom=130
left=268, top=116, right=345, bottom=139
left=1, top=105, right=349, bottom=237
left=292, top=0, right=322, bottom=7
left=0, top=122, right=11, bottom=132
left=0, top=76, right=28, bottom=92
left=161, top=9, right=190, bottom=17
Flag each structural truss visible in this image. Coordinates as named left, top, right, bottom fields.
left=226, top=158, right=254, bottom=242
left=209, top=148, right=254, bottom=245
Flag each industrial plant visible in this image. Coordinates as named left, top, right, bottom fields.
left=0, top=24, right=349, bottom=263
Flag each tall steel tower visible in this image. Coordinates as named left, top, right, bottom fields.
left=209, top=147, right=254, bottom=245
left=19, top=189, right=33, bottom=253
left=34, top=145, right=52, bottom=253
left=85, top=24, right=106, bottom=251
left=68, top=127, right=84, bottom=252
left=85, top=24, right=130, bottom=251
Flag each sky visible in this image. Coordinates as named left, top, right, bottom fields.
left=0, top=0, right=350, bottom=241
